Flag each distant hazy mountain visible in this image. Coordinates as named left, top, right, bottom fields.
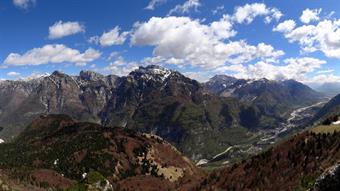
left=0, top=114, right=203, bottom=190
left=314, top=82, right=340, bottom=97
left=204, top=75, right=325, bottom=120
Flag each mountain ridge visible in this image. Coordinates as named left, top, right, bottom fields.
left=0, top=65, right=326, bottom=160
left=204, top=74, right=325, bottom=120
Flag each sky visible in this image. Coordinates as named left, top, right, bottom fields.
left=0, top=0, right=340, bottom=86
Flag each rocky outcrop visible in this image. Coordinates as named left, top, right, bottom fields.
left=310, top=163, right=340, bottom=191
left=0, top=70, right=118, bottom=139
left=0, top=177, right=12, bottom=191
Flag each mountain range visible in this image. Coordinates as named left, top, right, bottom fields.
left=204, top=74, right=325, bottom=121
left=0, top=65, right=327, bottom=160
left=0, top=65, right=339, bottom=190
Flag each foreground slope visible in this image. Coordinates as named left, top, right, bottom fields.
left=0, top=115, right=338, bottom=191
left=196, top=130, right=340, bottom=191
left=0, top=114, right=204, bottom=190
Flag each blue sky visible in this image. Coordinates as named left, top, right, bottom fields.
left=0, top=0, right=340, bottom=85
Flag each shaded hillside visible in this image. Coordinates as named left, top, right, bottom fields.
left=0, top=114, right=204, bottom=191
left=196, top=130, right=340, bottom=191
left=0, top=65, right=279, bottom=159
left=204, top=75, right=325, bottom=120
left=312, top=94, right=340, bottom=124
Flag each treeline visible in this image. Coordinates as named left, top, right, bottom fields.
left=322, top=115, right=339, bottom=125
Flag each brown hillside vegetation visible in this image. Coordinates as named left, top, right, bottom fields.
left=0, top=114, right=339, bottom=190
left=195, top=131, right=340, bottom=191
left=0, top=114, right=205, bottom=191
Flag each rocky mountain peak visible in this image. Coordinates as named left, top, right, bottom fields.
left=210, top=74, right=237, bottom=82
left=205, top=75, right=239, bottom=94
left=51, top=70, right=66, bottom=77
left=79, top=70, right=104, bottom=81
left=129, top=65, right=174, bottom=82
left=137, top=65, right=172, bottom=75
left=246, top=78, right=270, bottom=84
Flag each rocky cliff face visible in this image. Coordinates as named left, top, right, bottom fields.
left=310, top=163, right=340, bottom=191
left=0, top=70, right=118, bottom=139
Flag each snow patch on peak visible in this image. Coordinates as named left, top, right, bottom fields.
left=152, top=68, right=172, bottom=80
left=246, top=79, right=256, bottom=84
left=133, top=65, right=173, bottom=82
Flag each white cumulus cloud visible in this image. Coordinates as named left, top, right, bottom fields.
left=4, top=44, right=101, bottom=66
left=233, top=3, right=283, bottom=24
left=48, top=21, right=85, bottom=39
left=300, top=8, right=322, bottom=24
left=7, top=71, right=21, bottom=77
left=273, top=20, right=296, bottom=33
left=105, top=56, right=140, bottom=76
left=274, top=18, right=340, bottom=59
left=304, top=74, right=340, bottom=85
left=89, top=26, right=129, bottom=47
left=215, top=57, right=326, bottom=81
left=168, top=0, right=201, bottom=15
left=131, top=16, right=284, bottom=69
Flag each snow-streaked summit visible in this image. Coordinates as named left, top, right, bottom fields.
left=129, top=65, right=174, bottom=82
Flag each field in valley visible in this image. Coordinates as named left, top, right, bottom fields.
left=310, top=124, right=340, bottom=134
